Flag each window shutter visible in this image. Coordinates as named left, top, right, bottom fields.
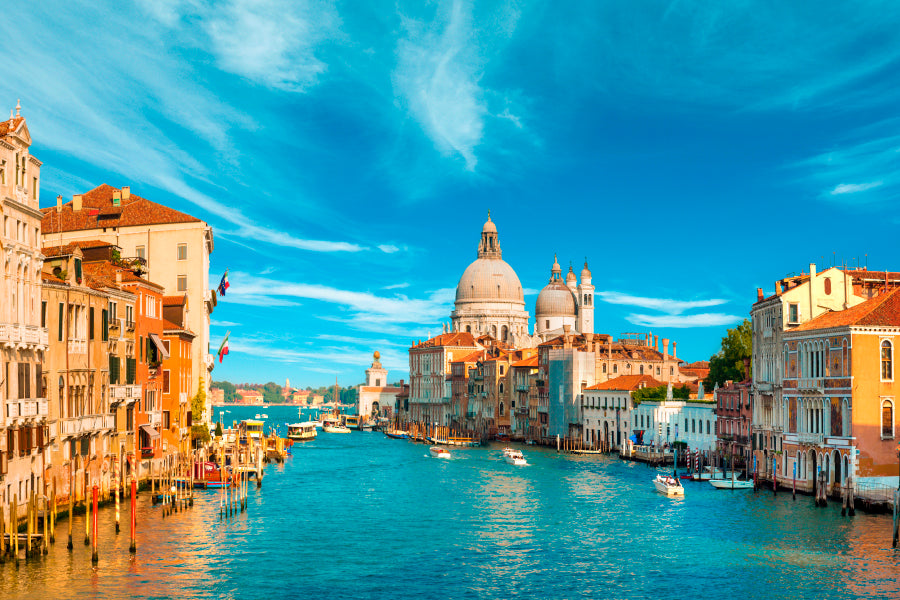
left=102, top=309, right=108, bottom=341
left=24, top=363, right=31, bottom=399
left=17, top=363, right=25, bottom=399
left=35, top=363, right=42, bottom=398
left=140, top=336, right=143, bottom=361
left=163, top=370, right=170, bottom=394
left=58, top=302, right=64, bottom=341
left=126, top=358, right=136, bottom=385
left=89, top=307, right=95, bottom=340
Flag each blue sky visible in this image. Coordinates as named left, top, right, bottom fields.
left=6, top=1, right=900, bottom=387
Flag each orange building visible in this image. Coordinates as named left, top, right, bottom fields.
left=162, top=295, right=194, bottom=455
left=779, top=287, right=900, bottom=496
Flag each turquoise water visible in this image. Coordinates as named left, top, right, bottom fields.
left=3, top=404, right=899, bottom=599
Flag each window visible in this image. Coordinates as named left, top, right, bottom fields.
left=162, top=410, right=171, bottom=429
left=163, top=340, right=170, bottom=354
left=602, top=363, right=606, bottom=373
left=177, top=275, right=187, bottom=292
left=613, top=364, right=618, bottom=374
left=89, top=307, right=95, bottom=340
left=177, top=243, right=187, bottom=260
left=102, top=309, right=108, bottom=341
left=126, top=305, right=134, bottom=328
left=41, top=301, right=46, bottom=328
left=162, top=370, right=170, bottom=394
left=109, top=301, right=117, bottom=322
left=707, top=421, right=711, bottom=435
left=32, top=176, right=37, bottom=199
left=545, top=320, right=550, bottom=329
left=882, top=340, right=893, bottom=381
left=882, top=400, right=894, bottom=439
left=0, top=159, right=5, bottom=184
left=789, top=303, right=799, bottom=324
left=639, top=365, right=644, bottom=375
left=58, top=302, right=64, bottom=341
left=136, top=245, right=145, bottom=259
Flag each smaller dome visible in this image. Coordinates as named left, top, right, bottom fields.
left=482, top=213, right=497, bottom=233
left=566, top=265, right=577, bottom=285
left=581, top=260, right=592, bottom=281
left=536, top=282, right=577, bottom=317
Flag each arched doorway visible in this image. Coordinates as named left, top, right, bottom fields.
left=372, top=401, right=380, bottom=417
left=809, top=449, right=817, bottom=494
left=603, top=421, right=609, bottom=450
left=833, top=450, right=842, bottom=485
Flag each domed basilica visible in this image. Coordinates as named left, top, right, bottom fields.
left=450, top=214, right=594, bottom=346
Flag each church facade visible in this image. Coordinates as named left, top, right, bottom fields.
left=449, top=214, right=595, bottom=345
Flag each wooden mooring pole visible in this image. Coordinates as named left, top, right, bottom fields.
left=91, top=485, right=99, bottom=564
left=129, top=477, right=137, bottom=554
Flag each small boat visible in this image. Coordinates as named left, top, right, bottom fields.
left=430, top=446, right=451, bottom=459
left=260, top=413, right=268, bottom=419
left=345, top=415, right=361, bottom=430
left=691, top=466, right=722, bottom=481
left=384, top=430, right=410, bottom=440
left=254, top=414, right=261, bottom=419
left=287, top=422, right=318, bottom=442
left=504, top=450, right=527, bottom=466
left=709, top=478, right=754, bottom=490
left=654, top=474, right=685, bottom=496
left=323, top=424, right=351, bottom=433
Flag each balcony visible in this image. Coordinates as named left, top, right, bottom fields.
left=148, top=410, right=162, bottom=426
left=797, top=432, right=824, bottom=445
left=110, top=384, right=142, bottom=405
left=67, top=338, right=87, bottom=354
left=179, top=392, right=189, bottom=405
left=0, top=323, right=49, bottom=349
left=5, top=398, right=48, bottom=420
left=797, top=378, right=824, bottom=393
left=60, top=414, right=112, bottom=436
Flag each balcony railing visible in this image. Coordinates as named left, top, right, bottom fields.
left=110, top=385, right=142, bottom=404
left=148, top=410, right=162, bottom=426
left=0, top=323, right=49, bottom=348
left=797, top=432, right=824, bottom=445
left=60, top=414, right=112, bottom=436
left=797, top=378, right=825, bottom=393
left=5, top=399, right=48, bottom=419
left=67, top=339, right=87, bottom=354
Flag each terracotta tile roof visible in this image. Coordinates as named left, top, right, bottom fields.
left=584, top=374, right=665, bottom=391
left=41, top=184, right=202, bottom=233
left=163, top=319, right=195, bottom=336
left=42, top=243, right=82, bottom=258
left=412, top=332, right=478, bottom=349
left=453, top=350, right=485, bottom=363
left=791, top=287, right=900, bottom=331
left=163, top=295, right=187, bottom=306
left=511, top=355, right=539, bottom=368
left=359, top=386, right=402, bottom=393
left=0, top=116, right=24, bottom=137
left=41, top=271, right=65, bottom=283
left=82, top=260, right=163, bottom=292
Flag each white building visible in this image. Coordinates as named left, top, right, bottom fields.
left=358, top=351, right=401, bottom=418
left=582, top=375, right=662, bottom=450
left=634, top=385, right=717, bottom=451
left=0, top=102, right=50, bottom=517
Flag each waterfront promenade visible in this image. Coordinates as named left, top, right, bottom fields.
left=2, top=410, right=899, bottom=599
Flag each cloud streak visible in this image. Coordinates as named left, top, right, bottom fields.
left=626, top=313, right=743, bottom=329
left=597, top=291, right=728, bottom=315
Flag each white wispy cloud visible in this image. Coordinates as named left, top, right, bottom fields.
left=382, top=282, right=410, bottom=290
left=830, top=182, right=883, bottom=195
left=393, top=0, right=488, bottom=170
left=221, top=273, right=454, bottom=332
left=203, top=0, right=341, bottom=92
left=597, top=291, right=728, bottom=315
left=233, top=335, right=409, bottom=370
left=378, top=244, right=401, bottom=253
left=211, top=319, right=242, bottom=327
left=626, top=313, right=743, bottom=328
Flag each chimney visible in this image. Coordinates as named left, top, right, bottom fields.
left=775, top=281, right=783, bottom=295
left=116, top=270, right=122, bottom=285
left=73, top=194, right=82, bottom=211
left=56, top=194, right=62, bottom=213
left=122, top=186, right=131, bottom=200
left=843, top=272, right=851, bottom=309
left=809, top=263, right=817, bottom=319
left=672, top=342, right=677, bottom=359
left=113, top=191, right=121, bottom=206
left=653, top=335, right=658, bottom=350
left=757, top=287, right=763, bottom=302
left=662, top=338, right=669, bottom=358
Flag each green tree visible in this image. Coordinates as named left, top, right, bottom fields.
left=191, top=377, right=210, bottom=446
left=705, top=319, right=753, bottom=389
left=212, top=380, right=237, bottom=402
left=261, top=381, right=284, bottom=404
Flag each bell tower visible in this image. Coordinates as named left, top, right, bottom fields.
left=365, top=351, right=388, bottom=388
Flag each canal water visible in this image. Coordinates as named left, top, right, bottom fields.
left=3, top=404, right=899, bottom=599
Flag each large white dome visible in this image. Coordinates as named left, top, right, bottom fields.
left=455, top=258, right=524, bottom=304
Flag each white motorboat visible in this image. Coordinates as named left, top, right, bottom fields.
left=323, top=424, right=351, bottom=433
left=654, top=474, right=685, bottom=496
left=504, top=450, right=527, bottom=466
left=430, top=446, right=451, bottom=459
left=501, top=447, right=516, bottom=456
left=709, top=478, right=754, bottom=490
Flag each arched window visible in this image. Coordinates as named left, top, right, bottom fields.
left=882, top=399, right=893, bottom=439
left=499, top=402, right=504, bottom=416
left=465, top=325, right=471, bottom=333
left=706, top=421, right=710, bottom=435
left=501, top=325, right=508, bottom=341
left=602, top=363, right=607, bottom=373
left=692, top=418, right=695, bottom=433
left=613, top=364, right=618, bottom=374
left=639, top=365, right=644, bottom=375
left=499, top=382, right=504, bottom=394
left=881, top=340, right=893, bottom=381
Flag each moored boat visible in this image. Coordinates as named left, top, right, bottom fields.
left=654, top=474, right=685, bottom=496
left=709, top=478, right=754, bottom=490
left=430, top=446, right=451, bottom=459
left=384, top=430, right=410, bottom=439
left=287, top=422, right=318, bottom=442
left=324, top=424, right=351, bottom=433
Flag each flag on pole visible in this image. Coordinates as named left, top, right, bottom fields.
left=217, top=331, right=230, bottom=363
left=217, top=270, right=230, bottom=296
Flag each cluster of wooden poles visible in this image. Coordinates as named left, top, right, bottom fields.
left=399, top=421, right=486, bottom=444
left=150, top=453, right=196, bottom=519
left=218, top=443, right=254, bottom=521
